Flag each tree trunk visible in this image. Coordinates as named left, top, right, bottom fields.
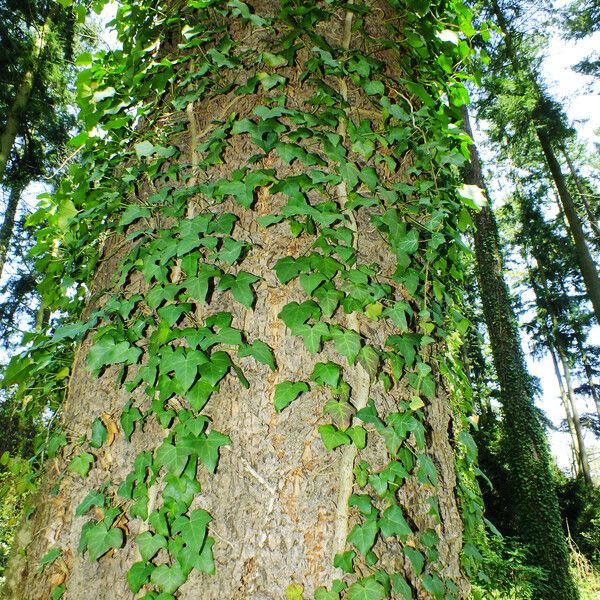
left=562, top=149, right=600, bottom=241
left=0, top=69, right=35, bottom=181
left=0, top=183, right=23, bottom=279
left=536, top=129, right=600, bottom=325
left=2, top=3, right=473, bottom=599
left=556, top=340, right=592, bottom=484
left=549, top=339, right=581, bottom=475
left=461, top=106, right=577, bottom=600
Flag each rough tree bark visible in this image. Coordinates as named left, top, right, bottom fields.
left=2, top=2, right=471, bottom=599
left=461, top=106, right=577, bottom=599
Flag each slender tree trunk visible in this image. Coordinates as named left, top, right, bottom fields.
left=461, top=106, right=577, bottom=599
left=537, top=129, right=600, bottom=325
left=549, top=340, right=581, bottom=474
left=556, top=341, right=592, bottom=484
left=562, top=149, right=600, bottom=241
left=3, top=4, right=471, bottom=599
left=574, top=332, right=600, bottom=421
left=0, top=183, right=23, bottom=279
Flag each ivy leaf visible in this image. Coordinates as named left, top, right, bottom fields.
left=379, top=504, right=411, bottom=539
left=39, top=547, right=61, bottom=567
left=396, top=228, right=419, bottom=255
left=278, top=300, right=320, bottom=331
left=404, top=547, right=425, bottom=575
left=333, top=550, right=356, bottom=573
left=310, top=362, right=342, bottom=388
left=422, top=573, right=445, bottom=598
left=173, top=508, right=212, bottom=553
left=417, top=454, right=438, bottom=486
left=274, top=256, right=300, bottom=283
left=75, top=489, right=105, bottom=516
left=300, top=272, right=327, bottom=295
left=86, top=522, right=123, bottom=561
left=324, top=400, right=354, bottom=428
left=346, top=426, right=367, bottom=449
left=193, top=430, right=231, bottom=473
left=127, top=561, right=153, bottom=594
left=89, top=418, right=107, bottom=449
left=331, top=327, right=361, bottom=364
left=274, top=381, right=309, bottom=412
left=69, top=452, right=94, bottom=477
left=218, top=271, right=260, bottom=309
left=348, top=519, right=378, bottom=556
left=315, top=588, right=340, bottom=600
left=347, top=578, right=386, bottom=600
left=296, top=322, right=330, bottom=353
left=238, top=340, right=276, bottom=371
left=87, top=336, right=141, bottom=375
left=155, top=441, right=190, bottom=477
left=314, top=284, right=343, bottom=318
left=318, top=424, right=351, bottom=451
left=121, top=402, right=143, bottom=441
left=136, top=531, right=167, bottom=561
left=150, top=562, right=187, bottom=595
left=384, top=301, right=411, bottom=332
left=390, top=574, right=412, bottom=600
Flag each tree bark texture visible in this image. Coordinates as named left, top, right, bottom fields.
left=3, top=3, right=471, bottom=599
left=461, top=106, right=577, bottom=600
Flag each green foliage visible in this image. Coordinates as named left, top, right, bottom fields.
left=0, top=0, right=492, bottom=596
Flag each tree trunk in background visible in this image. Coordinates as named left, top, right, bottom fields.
left=562, top=149, right=600, bottom=241
left=2, top=3, right=471, bottom=599
left=557, top=342, right=592, bottom=484
left=548, top=343, right=579, bottom=476
left=537, top=129, right=600, bottom=325
left=461, top=106, right=577, bottom=600
left=0, top=183, right=23, bottom=279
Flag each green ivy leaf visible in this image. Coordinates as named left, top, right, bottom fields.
left=238, top=340, right=276, bottom=371
left=127, top=561, right=153, bottom=594
left=155, top=441, right=190, bottom=477
left=310, top=362, right=342, bottom=388
left=75, top=489, right=105, bottom=516
left=379, top=504, right=411, bottom=539
left=150, top=562, right=187, bottom=595
left=274, top=381, right=309, bottom=412
left=347, top=578, right=386, bottom=600
left=89, top=418, right=107, bottom=449
left=39, top=547, right=61, bottom=567
left=331, top=327, right=361, bottom=364
left=136, top=531, right=167, bottom=561
left=422, top=573, right=445, bottom=598
left=333, top=550, right=355, bottom=573
left=86, top=522, right=123, bottom=561
left=196, top=430, right=230, bottom=473
left=218, top=271, right=260, bottom=308
left=390, top=574, right=412, bottom=600
left=278, top=301, right=320, bottom=331
left=69, top=452, right=94, bottom=477
left=318, top=424, right=351, bottom=451
left=348, top=519, right=378, bottom=556
left=296, top=322, right=329, bottom=353
left=404, top=546, right=425, bottom=575
left=346, top=426, right=367, bottom=449
left=172, top=508, right=212, bottom=553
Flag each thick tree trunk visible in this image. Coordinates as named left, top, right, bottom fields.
left=0, top=183, right=22, bottom=279
left=2, top=3, right=471, bottom=599
left=461, top=106, right=577, bottom=600
left=0, top=69, right=35, bottom=181
left=537, top=129, right=600, bottom=325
